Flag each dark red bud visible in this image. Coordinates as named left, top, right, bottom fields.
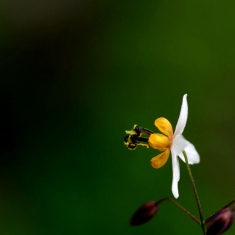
left=130, top=201, right=158, bottom=226
left=206, top=208, right=234, bottom=235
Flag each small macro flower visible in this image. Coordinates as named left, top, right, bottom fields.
left=148, top=94, right=200, bottom=198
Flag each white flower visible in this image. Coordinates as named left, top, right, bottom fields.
left=148, top=94, right=200, bottom=198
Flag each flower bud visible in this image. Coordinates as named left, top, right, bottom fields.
left=206, top=208, right=234, bottom=235
left=130, top=201, right=158, bottom=226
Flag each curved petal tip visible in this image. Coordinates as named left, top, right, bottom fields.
left=174, top=94, right=189, bottom=137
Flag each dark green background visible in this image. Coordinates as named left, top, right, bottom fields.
left=0, top=1, right=235, bottom=234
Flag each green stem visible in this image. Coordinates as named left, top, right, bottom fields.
left=182, top=151, right=206, bottom=235
left=156, top=197, right=200, bottom=224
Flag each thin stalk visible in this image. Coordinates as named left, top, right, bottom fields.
left=205, top=199, right=235, bottom=224
left=182, top=151, right=206, bottom=235
left=220, top=199, right=235, bottom=210
left=156, top=197, right=200, bottom=224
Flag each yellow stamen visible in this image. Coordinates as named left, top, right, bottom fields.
left=150, top=149, right=170, bottom=169
left=125, top=129, right=137, bottom=135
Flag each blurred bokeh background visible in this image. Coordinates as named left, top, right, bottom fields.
left=0, top=0, right=235, bottom=234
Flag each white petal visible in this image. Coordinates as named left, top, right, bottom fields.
left=171, top=152, right=180, bottom=198
left=178, top=140, right=200, bottom=164
left=171, top=135, right=187, bottom=156
left=174, top=94, right=188, bottom=137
